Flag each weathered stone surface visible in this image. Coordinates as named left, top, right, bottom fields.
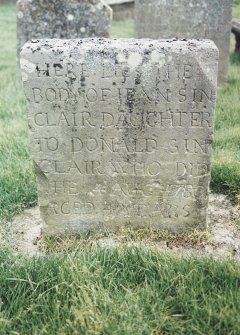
left=17, top=0, right=112, bottom=76
left=135, top=0, right=231, bottom=84
left=21, top=38, right=218, bottom=235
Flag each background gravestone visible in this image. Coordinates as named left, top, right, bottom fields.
left=135, top=0, right=231, bottom=84
left=17, top=0, right=112, bottom=77
left=21, top=38, right=218, bottom=235
left=105, top=0, right=134, bottom=20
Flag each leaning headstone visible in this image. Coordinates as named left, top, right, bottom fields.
left=16, top=0, right=112, bottom=77
left=135, top=0, right=231, bottom=84
left=21, top=38, right=218, bottom=235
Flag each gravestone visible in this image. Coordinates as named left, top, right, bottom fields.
left=17, top=0, right=112, bottom=77
left=135, top=0, right=231, bottom=84
left=21, top=38, right=218, bottom=235
left=105, top=0, right=134, bottom=20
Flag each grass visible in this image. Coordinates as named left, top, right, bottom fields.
left=0, top=4, right=239, bottom=224
left=233, top=0, right=240, bottom=17
left=0, top=4, right=37, bottom=224
left=212, top=54, right=240, bottom=195
left=0, top=247, right=240, bottom=334
left=42, top=227, right=209, bottom=254
left=111, top=19, right=134, bottom=37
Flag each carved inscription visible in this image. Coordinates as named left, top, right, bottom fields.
left=21, top=39, right=218, bottom=233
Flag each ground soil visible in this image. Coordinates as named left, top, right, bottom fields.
left=6, top=194, right=240, bottom=258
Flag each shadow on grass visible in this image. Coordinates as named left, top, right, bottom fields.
left=230, top=52, right=240, bottom=65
